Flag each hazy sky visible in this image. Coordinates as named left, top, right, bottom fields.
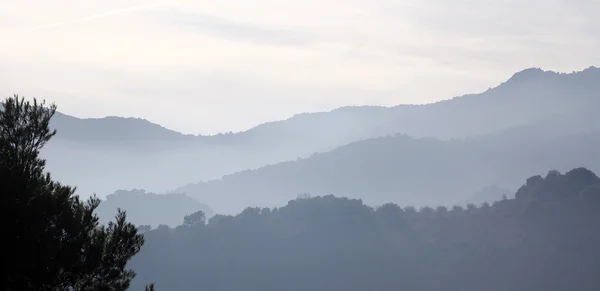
left=1, top=0, right=598, bottom=134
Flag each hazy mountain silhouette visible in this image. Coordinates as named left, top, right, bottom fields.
left=50, top=113, right=194, bottom=142
left=40, top=66, right=600, bottom=197
left=96, top=189, right=214, bottom=227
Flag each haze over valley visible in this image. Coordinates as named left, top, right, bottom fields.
left=4, top=1, right=600, bottom=290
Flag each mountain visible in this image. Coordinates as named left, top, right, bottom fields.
left=50, top=113, right=194, bottom=142
left=40, top=66, right=600, bottom=197
left=175, top=111, right=600, bottom=214
left=95, top=189, right=214, bottom=227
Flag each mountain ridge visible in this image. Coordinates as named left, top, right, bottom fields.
left=47, top=66, right=599, bottom=142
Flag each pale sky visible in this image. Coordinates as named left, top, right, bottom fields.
left=1, top=0, right=598, bottom=134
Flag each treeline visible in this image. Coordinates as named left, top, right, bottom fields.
left=130, top=167, right=600, bottom=291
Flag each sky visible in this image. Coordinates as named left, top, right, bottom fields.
left=0, top=0, right=599, bottom=135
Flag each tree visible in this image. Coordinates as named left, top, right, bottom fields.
left=1, top=95, right=149, bottom=290
left=435, top=205, right=448, bottom=214
left=183, top=210, right=206, bottom=226
left=451, top=205, right=464, bottom=213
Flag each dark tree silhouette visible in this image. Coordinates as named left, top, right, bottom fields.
left=0, top=95, right=150, bottom=290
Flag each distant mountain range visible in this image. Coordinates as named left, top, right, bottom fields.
left=38, top=66, right=600, bottom=214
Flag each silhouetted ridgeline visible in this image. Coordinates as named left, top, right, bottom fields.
left=129, top=167, right=600, bottom=291
left=96, top=189, right=214, bottom=227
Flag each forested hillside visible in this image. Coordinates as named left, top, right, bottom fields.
left=130, top=167, right=600, bottom=291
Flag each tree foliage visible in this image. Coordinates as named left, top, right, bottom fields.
left=1, top=95, right=147, bottom=290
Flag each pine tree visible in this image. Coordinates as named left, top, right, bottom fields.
left=1, top=95, right=149, bottom=290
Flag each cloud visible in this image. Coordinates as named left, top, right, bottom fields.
left=21, top=2, right=170, bottom=32
left=144, top=7, right=312, bottom=46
